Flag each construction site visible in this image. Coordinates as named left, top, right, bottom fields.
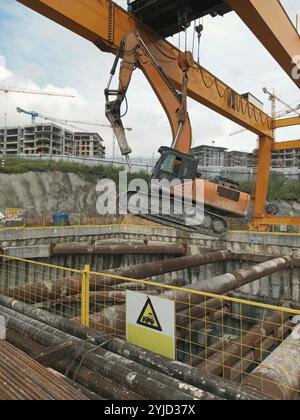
left=0, top=0, right=300, bottom=404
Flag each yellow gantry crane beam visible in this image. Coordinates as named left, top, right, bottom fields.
left=275, top=116, right=300, bottom=128
left=273, top=140, right=300, bottom=151
left=227, top=0, right=300, bottom=89
left=16, top=0, right=273, bottom=138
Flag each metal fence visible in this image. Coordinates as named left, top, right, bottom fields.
left=0, top=216, right=163, bottom=230
left=17, top=154, right=155, bottom=174
left=0, top=254, right=299, bottom=400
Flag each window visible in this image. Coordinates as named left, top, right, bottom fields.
left=159, top=154, right=196, bottom=180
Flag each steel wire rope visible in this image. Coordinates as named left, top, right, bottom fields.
left=214, top=79, right=228, bottom=98
left=192, top=21, right=197, bottom=57
left=65, top=338, right=90, bottom=377
left=197, top=66, right=215, bottom=89
left=247, top=102, right=255, bottom=120
left=141, top=32, right=177, bottom=62
left=72, top=339, right=114, bottom=382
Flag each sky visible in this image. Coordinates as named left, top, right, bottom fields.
left=0, top=0, right=300, bottom=158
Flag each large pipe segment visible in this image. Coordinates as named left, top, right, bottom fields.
left=103, top=250, right=231, bottom=281
left=0, top=303, right=220, bottom=400
left=12, top=250, right=231, bottom=299
left=244, top=333, right=300, bottom=400
left=93, top=257, right=293, bottom=336
left=164, top=257, right=293, bottom=311
left=52, top=243, right=186, bottom=257
left=196, top=308, right=292, bottom=376
left=0, top=295, right=265, bottom=400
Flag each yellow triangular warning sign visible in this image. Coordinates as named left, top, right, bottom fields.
left=137, top=297, right=162, bottom=332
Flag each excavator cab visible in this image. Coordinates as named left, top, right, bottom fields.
left=145, top=146, right=229, bottom=235
left=151, top=147, right=199, bottom=182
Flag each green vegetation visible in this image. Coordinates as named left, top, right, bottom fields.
left=0, top=158, right=150, bottom=184
left=239, top=174, right=300, bottom=202
left=1, top=158, right=299, bottom=202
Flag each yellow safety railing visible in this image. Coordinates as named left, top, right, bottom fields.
left=0, top=222, right=168, bottom=232
left=0, top=214, right=167, bottom=231
left=0, top=254, right=299, bottom=400
left=81, top=265, right=90, bottom=328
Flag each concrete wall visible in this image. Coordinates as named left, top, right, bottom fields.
left=0, top=225, right=299, bottom=303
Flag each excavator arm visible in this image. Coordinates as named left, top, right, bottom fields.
left=105, top=31, right=193, bottom=164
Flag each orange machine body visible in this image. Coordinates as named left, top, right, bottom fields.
left=171, top=179, right=251, bottom=218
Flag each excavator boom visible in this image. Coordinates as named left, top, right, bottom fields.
left=105, top=31, right=193, bottom=163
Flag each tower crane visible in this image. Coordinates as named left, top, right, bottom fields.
left=0, top=86, right=74, bottom=97
left=16, top=108, right=39, bottom=125
left=1, top=87, right=74, bottom=129
left=262, top=87, right=300, bottom=120
left=16, top=107, right=133, bottom=159
left=16, top=107, right=132, bottom=130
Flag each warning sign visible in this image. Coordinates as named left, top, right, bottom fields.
left=126, top=291, right=175, bottom=359
left=136, top=297, right=162, bottom=332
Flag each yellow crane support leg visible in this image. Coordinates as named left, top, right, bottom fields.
left=251, top=136, right=274, bottom=231
left=251, top=137, right=300, bottom=231
left=228, top=0, right=300, bottom=89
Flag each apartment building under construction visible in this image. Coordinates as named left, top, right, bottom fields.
left=0, top=123, right=106, bottom=158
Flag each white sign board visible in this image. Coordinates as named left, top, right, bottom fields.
left=126, top=291, right=175, bottom=359
left=0, top=316, right=6, bottom=340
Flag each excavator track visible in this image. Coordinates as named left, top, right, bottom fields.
left=125, top=191, right=228, bottom=237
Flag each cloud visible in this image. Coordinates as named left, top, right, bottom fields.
left=0, top=54, right=92, bottom=132
left=0, top=0, right=300, bottom=157
left=0, top=56, right=12, bottom=80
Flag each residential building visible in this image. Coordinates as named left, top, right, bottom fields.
left=0, top=124, right=106, bottom=158
left=271, top=148, right=300, bottom=168
left=225, top=150, right=251, bottom=167
left=0, top=123, right=74, bottom=156
left=191, top=145, right=228, bottom=166
left=74, top=132, right=105, bottom=158
left=248, top=149, right=300, bottom=168
left=191, top=144, right=299, bottom=169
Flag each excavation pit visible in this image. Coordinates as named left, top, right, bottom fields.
left=0, top=224, right=299, bottom=400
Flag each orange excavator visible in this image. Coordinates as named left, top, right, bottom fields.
left=105, top=31, right=253, bottom=235
left=15, top=0, right=300, bottom=232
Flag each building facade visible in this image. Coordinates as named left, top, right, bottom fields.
left=225, top=150, right=251, bottom=167
left=0, top=124, right=105, bottom=158
left=271, top=148, right=300, bottom=168
left=191, top=144, right=300, bottom=169
left=191, top=145, right=228, bottom=166
left=248, top=149, right=300, bottom=168
left=74, top=132, right=106, bottom=158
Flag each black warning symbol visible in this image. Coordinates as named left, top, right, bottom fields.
left=137, top=297, right=162, bottom=332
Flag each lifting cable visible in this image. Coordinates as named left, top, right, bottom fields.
left=197, top=20, right=202, bottom=64
left=192, top=18, right=203, bottom=65
left=192, top=20, right=196, bottom=57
